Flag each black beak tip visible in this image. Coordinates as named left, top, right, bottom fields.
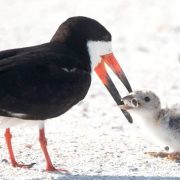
left=119, top=72, right=132, bottom=93
left=128, top=86, right=133, bottom=93
left=121, top=109, right=133, bottom=124
left=126, top=82, right=133, bottom=93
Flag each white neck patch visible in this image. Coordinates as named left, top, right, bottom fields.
left=87, top=40, right=112, bottom=69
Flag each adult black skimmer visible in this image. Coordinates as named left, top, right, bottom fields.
left=0, top=16, right=132, bottom=172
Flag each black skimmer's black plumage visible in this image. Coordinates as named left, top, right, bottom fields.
left=0, top=16, right=132, bottom=172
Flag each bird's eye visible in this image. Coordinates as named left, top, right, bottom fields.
left=144, top=96, right=150, bottom=102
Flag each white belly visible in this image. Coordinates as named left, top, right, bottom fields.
left=0, top=116, right=44, bottom=128
left=136, top=117, right=180, bottom=151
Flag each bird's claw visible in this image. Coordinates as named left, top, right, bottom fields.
left=2, top=158, right=36, bottom=168
left=46, top=166, right=70, bottom=174
left=12, top=162, right=36, bottom=168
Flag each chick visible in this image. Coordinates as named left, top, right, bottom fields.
left=120, top=90, right=180, bottom=160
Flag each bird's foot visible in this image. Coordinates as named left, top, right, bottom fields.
left=3, top=159, right=36, bottom=168
left=46, top=166, right=70, bottom=174
left=12, top=162, right=36, bottom=168
left=145, top=151, right=180, bottom=160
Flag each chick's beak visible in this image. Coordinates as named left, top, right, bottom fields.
left=94, top=52, right=133, bottom=123
left=120, top=95, right=139, bottom=110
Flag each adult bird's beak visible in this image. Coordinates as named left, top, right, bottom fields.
left=94, top=52, right=133, bottom=123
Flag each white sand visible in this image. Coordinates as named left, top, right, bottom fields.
left=0, top=0, right=180, bottom=179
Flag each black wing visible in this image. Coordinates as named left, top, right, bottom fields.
left=0, top=44, right=40, bottom=60
left=168, top=115, right=180, bottom=130
left=0, top=42, right=91, bottom=120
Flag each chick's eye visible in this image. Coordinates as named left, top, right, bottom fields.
left=144, top=96, right=150, bottom=102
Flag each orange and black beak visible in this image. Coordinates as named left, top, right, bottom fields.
left=94, top=53, right=133, bottom=123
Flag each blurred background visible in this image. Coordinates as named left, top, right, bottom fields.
left=0, top=0, right=180, bottom=178
left=0, top=0, right=180, bottom=105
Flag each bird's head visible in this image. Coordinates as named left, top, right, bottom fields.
left=120, top=91, right=161, bottom=120
left=51, top=16, right=132, bottom=121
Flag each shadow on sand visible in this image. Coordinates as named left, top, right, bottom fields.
left=53, top=175, right=180, bottom=180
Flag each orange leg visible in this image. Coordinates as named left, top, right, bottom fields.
left=4, top=128, right=35, bottom=168
left=39, top=128, right=69, bottom=173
